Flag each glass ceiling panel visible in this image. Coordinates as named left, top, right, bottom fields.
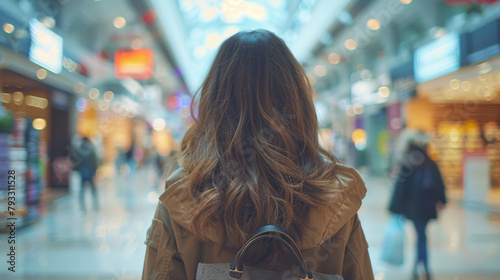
left=176, top=0, right=318, bottom=61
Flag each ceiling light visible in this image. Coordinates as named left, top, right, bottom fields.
left=74, top=82, right=85, bottom=93
left=353, top=103, right=364, bottom=114
left=314, top=65, right=327, bottom=77
left=103, top=91, right=114, bottom=101
left=367, top=19, right=381, bottom=31
left=113, top=17, right=126, bottom=29
left=41, top=17, right=56, bottom=28
left=89, top=88, right=100, bottom=99
left=378, top=86, right=390, bottom=97
left=3, top=23, right=14, bottom=34
left=328, top=53, right=341, bottom=64
left=346, top=105, right=355, bottom=116
left=152, top=118, right=166, bottom=131
left=400, top=0, right=412, bottom=4
left=37, top=69, right=47, bottom=80
left=345, top=39, right=357, bottom=50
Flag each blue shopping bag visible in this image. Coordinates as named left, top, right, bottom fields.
left=381, top=215, right=406, bottom=265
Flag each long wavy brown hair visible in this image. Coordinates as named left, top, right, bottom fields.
left=181, top=30, right=338, bottom=252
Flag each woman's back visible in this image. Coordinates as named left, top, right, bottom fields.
left=143, top=163, right=372, bottom=279
left=142, top=30, right=373, bottom=280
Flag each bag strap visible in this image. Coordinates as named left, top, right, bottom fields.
left=228, top=225, right=314, bottom=280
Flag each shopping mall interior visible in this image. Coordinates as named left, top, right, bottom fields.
left=1, top=0, right=500, bottom=279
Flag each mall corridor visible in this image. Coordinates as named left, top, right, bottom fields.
left=0, top=164, right=499, bottom=280
left=2, top=0, right=500, bottom=279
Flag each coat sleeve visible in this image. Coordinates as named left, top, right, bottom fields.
left=142, top=202, right=188, bottom=280
left=342, top=214, right=374, bottom=280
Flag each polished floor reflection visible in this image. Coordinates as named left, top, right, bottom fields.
left=0, top=164, right=161, bottom=280
left=0, top=164, right=499, bottom=280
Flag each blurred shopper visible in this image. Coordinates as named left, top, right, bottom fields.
left=142, top=30, right=373, bottom=280
left=125, top=139, right=137, bottom=176
left=74, top=136, right=99, bottom=211
left=389, top=130, right=447, bottom=280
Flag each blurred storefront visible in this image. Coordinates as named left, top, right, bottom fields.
left=306, top=0, right=500, bottom=206
left=0, top=5, right=79, bottom=228
left=410, top=16, right=500, bottom=202
left=0, top=70, right=52, bottom=226
left=0, top=0, right=187, bottom=230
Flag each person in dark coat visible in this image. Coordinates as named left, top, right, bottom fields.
left=74, top=136, right=99, bottom=211
left=389, top=130, right=447, bottom=280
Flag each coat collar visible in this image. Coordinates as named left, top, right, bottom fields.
left=159, top=163, right=366, bottom=250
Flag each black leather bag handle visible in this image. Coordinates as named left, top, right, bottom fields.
left=228, top=225, right=314, bottom=280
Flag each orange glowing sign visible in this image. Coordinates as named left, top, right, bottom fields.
left=114, top=49, right=154, bottom=79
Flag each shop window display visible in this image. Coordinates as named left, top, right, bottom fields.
left=435, top=119, right=500, bottom=190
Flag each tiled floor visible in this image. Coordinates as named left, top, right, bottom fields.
left=0, top=164, right=499, bottom=279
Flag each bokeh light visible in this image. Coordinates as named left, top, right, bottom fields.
left=314, top=65, right=327, bottom=77
left=36, top=69, right=47, bottom=79
left=103, top=91, right=114, bottom=102
left=76, top=97, right=87, bottom=112
left=89, top=88, right=100, bottom=100
left=367, top=19, right=381, bottom=30
left=152, top=118, right=166, bottom=131
left=32, top=118, right=47, bottom=130
left=13, top=91, right=24, bottom=105
left=113, top=17, right=126, bottom=28
left=328, top=53, right=341, bottom=64
left=345, top=39, right=358, bottom=50
left=3, top=23, right=14, bottom=33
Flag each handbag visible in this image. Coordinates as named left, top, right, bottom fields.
left=381, top=214, right=406, bottom=266
left=196, top=225, right=343, bottom=280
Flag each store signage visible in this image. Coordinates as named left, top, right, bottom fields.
left=466, top=18, right=500, bottom=64
left=29, top=19, right=63, bottom=74
left=414, top=32, right=460, bottom=83
left=114, top=49, right=154, bottom=79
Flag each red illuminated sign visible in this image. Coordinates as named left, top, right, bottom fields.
left=114, top=49, right=154, bottom=79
